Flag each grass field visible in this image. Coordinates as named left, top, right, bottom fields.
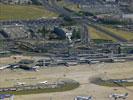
left=91, top=78, right=133, bottom=87
left=0, top=81, right=79, bottom=95
left=0, top=4, right=58, bottom=20
left=101, top=25, right=133, bottom=41
left=56, top=1, right=81, bottom=12
left=89, top=26, right=117, bottom=42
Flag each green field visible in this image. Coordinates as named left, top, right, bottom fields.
left=101, top=25, right=133, bottom=41
left=89, top=26, right=117, bottom=42
left=56, top=1, right=81, bottom=12
left=0, top=4, right=58, bottom=20
left=0, top=81, right=79, bottom=95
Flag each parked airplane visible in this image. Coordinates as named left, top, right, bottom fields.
left=0, top=65, right=11, bottom=70
left=113, top=80, right=128, bottom=83
left=74, top=96, right=93, bottom=100
left=32, top=66, right=40, bottom=71
left=39, top=81, right=48, bottom=84
left=89, top=60, right=100, bottom=64
left=16, top=82, right=26, bottom=86
left=109, top=93, right=128, bottom=100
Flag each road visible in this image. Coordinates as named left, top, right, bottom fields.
left=46, top=0, right=91, bottom=45
left=49, top=0, right=75, bottom=17
left=43, top=0, right=127, bottom=43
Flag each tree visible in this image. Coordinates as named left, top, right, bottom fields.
left=72, top=29, right=80, bottom=39
left=38, top=26, right=49, bottom=37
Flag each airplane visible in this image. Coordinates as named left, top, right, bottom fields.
left=74, top=96, right=93, bottom=100
left=16, top=82, right=26, bottom=86
left=0, top=65, right=11, bottom=70
left=39, top=81, right=48, bottom=84
left=64, top=62, right=69, bottom=67
left=31, top=66, right=40, bottom=72
left=109, top=93, right=128, bottom=100
left=12, top=65, right=19, bottom=68
left=0, top=94, right=14, bottom=100
left=113, top=80, right=128, bottom=83
left=10, top=64, right=20, bottom=69
left=89, top=60, right=100, bottom=64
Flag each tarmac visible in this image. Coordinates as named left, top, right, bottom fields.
left=0, top=58, right=133, bottom=100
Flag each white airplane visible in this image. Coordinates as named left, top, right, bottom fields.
left=74, top=96, right=93, bottom=100
left=0, top=65, right=10, bottom=70
left=32, top=66, right=40, bottom=72
left=12, top=65, right=20, bottom=68
left=89, top=60, right=100, bottom=64
left=16, top=82, right=26, bottom=86
left=39, top=81, right=48, bottom=84
left=113, top=80, right=127, bottom=83
left=52, top=17, right=57, bottom=19
left=109, top=93, right=128, bottom=100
